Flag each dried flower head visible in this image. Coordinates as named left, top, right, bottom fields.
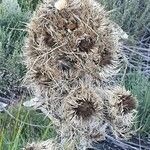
left=64, top=84, right=103, bottom=125
left=61, top=83, right=107, bottom=147
left=105, top=86, right=138, bottom=138
left=112, top=86, right=138, bottom=114
left=117, top=94, right=137, bottom=114
left=76, top=34, right=95, bottom=53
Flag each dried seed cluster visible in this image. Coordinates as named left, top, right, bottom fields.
left=23, top=0, right=137, bottom=149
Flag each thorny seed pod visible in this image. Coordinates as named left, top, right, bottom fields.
left=63, top=84, right=104, bottom=125
left=62, top=83, right=107, bottom=146
left=76, top=34, right=95, bottom=53
left=110, top=86, right=138, bottom=115
left=105, top=86, right=138, bottom=138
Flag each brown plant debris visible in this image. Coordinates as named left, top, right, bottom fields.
left=22, top=0, right=137, bottom=149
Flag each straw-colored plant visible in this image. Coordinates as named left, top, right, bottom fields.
left=23, top=0, right=137, bottom=149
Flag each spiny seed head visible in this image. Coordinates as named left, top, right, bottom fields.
left=64, top=84, right=103, bottom=124
left=105, top=86, right=137, bottom=138
left=112, top=86, right=138, bottom=114
left=118, top=94, right=137, bottom=114
left=71, top=98, right=97, bottom=120
left=107, top=86, right=138, bottom=114
left=76, top=34, right=95, bottom=53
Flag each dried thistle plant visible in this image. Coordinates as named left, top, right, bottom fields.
left=23, top=0, right=137, bottom=149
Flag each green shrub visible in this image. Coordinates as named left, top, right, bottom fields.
left=17, top=0, right=42, bottom=11
left=0, top=0, right=30, bottom=89
left=99, top=0, right=150, bottom=39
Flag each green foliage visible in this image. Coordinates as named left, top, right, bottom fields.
left=0, top=103, right=56, bottom=150
left=124, top=73, right=150, bottom=135
left=99, top=0, right=150, bottom=39
left=17, top=0, right=42, bottom=11
left=0, top=0, right=30, bottom=89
